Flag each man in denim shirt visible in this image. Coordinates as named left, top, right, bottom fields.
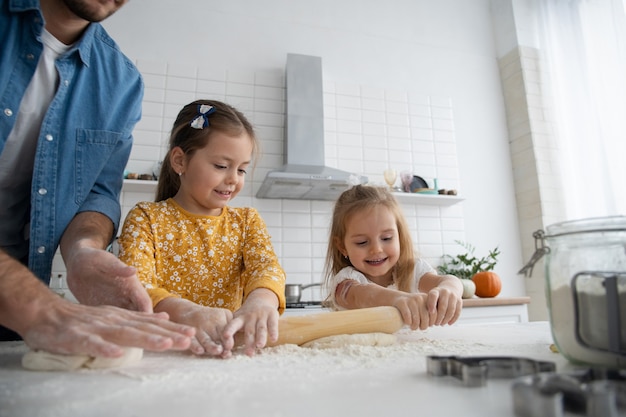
left=0, top=0, right=194, bottom=357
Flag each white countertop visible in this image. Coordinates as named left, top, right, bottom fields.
left=0, top=321, right=576, bottom=417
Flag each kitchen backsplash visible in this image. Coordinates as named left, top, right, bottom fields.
left=51, top=60, right=465, bottom=302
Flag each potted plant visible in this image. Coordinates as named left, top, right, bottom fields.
left=438, top=241, right=501, bottom=298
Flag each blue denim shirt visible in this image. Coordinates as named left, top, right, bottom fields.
left=0, top=0, right=143, bottom=283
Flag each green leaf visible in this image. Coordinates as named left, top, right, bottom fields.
left=437, top=241, right=500, bottom=280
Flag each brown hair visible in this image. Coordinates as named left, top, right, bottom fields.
left=156, top=99, right=258, bottom=202
left=323, top=185, right=416, bottom=296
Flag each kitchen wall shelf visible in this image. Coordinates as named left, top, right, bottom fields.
left=122, top=180, right=464, bottom=206
left=122, top=179, right=158, bottom=193
left=392, top=192, right=464, bottom=206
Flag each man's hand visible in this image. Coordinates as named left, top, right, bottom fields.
left=22, top=300, right=196, bottom=357
left=0, top=250, right=195, bottom=357
left=65, top=246, right=153, bottom=313
left=60, top=211, right=152, bottom=313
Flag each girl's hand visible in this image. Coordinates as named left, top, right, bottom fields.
left=392, top=288, right=462, bottom=330
left=221, top=288, right=279, bottom=356
left=187, top=305, right=234, bottom=357
left=424, top=286, right=463, bottom=326
left=391, top=293, right=430, bottom=330
left=155, top=298, right=233, bottom=357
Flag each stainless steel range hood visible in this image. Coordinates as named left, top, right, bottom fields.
left=255, top=53, right=367, bottom=200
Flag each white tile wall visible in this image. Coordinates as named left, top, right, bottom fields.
left=498, top=46, right=566, bottom=320
left=52, top=61, right=465, bottom=302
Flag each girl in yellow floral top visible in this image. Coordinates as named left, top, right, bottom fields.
left=118, top=100, right=286, bottom=358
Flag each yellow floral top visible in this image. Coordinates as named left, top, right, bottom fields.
left=117, top=199, right=286, bottom=313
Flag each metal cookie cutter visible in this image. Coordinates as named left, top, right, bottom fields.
left=512, top=368, right=626, bottom=417
left=426, top=355, right=556, bottom=387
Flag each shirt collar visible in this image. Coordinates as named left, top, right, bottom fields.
left=9, top=0, right=40, bottom=13
left=10, top=0, right=96, bottom=66
left=70, top=23, right=97, bottom=67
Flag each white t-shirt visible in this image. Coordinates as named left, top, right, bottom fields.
left=327, top=258, right=436, bottom=310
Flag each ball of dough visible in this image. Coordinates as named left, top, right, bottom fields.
left=86, top=347, right=143, bottom=369
left=22, top=347, right=143, bottom=371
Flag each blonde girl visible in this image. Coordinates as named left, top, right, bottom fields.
left=323, top=185, right=462, bottom=330
left=118, top=100, right=285, bottom=358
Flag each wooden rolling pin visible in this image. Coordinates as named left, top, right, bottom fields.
left=268, top=306, right=404, bottom=346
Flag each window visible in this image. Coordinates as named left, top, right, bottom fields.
left=536, top=0, right=626, bottom=218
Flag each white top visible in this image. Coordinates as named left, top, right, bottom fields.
left=327, top=258, right=436, bottom=309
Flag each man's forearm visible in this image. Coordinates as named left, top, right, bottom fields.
left=0, top=250, right=58, bottom=336
left=59, top=211, right=115, bottom=261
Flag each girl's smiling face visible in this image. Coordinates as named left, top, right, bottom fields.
left=172, top=131, right=253, bottom=216
left=340, top=205, right=401, bottom=286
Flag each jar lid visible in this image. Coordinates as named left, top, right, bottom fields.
left=546, top=215, right=626, bottom=237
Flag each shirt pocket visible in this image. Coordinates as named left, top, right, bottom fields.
left=75, top=129, right=121, bottom=205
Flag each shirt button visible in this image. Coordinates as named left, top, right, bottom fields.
left=26, top=53, right=35, bottom=60
left=63, top=80, right=70, bottom=87
left=37, top=246, right=46, bottom=254
left=4, top=108, right=12, bottom=117
left=38, top=188, right=47, bottom=195
left=45, top=134, right=53, bottom=141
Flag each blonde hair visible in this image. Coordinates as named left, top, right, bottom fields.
left=323, top=185, right=416, bottom=297
left=156, top=99, right=258, bottom=202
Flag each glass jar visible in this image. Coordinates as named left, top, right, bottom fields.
left=535, top=216, right=626, bottom=367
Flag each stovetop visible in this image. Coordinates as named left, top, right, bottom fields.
left=285, top=301, right=322, bottom=309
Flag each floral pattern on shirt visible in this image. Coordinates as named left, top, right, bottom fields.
left=118, top=199, right=286, bottom=312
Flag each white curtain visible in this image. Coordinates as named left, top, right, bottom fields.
left=536, top=0, right=626, bottom=219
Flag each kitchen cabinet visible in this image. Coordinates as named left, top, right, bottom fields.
left=122, top=179, right=157, bottom=193
left=459, top=296, right=530, bottom=324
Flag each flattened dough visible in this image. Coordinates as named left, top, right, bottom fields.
left=301, top=332, right=397, bottom=349
left=22, top=347, right=143, bottom=371
left=21, top=350, right=90, bottom=371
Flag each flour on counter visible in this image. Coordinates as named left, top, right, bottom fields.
left=0, top=323, right=560, bottom=417
left=300, top=332, right=397, bottom=349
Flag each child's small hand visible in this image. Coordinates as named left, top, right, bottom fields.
left=392, top=293, right=430, bottom=330
left=187, top=306, right=234, bottom=357
left=159, top=300, right=233, bottom=357
left=392, top=288, right=462, bottom=330
left=221, top=288, right=279, bottom=356
left=424, top=287, right=463, bottom=326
